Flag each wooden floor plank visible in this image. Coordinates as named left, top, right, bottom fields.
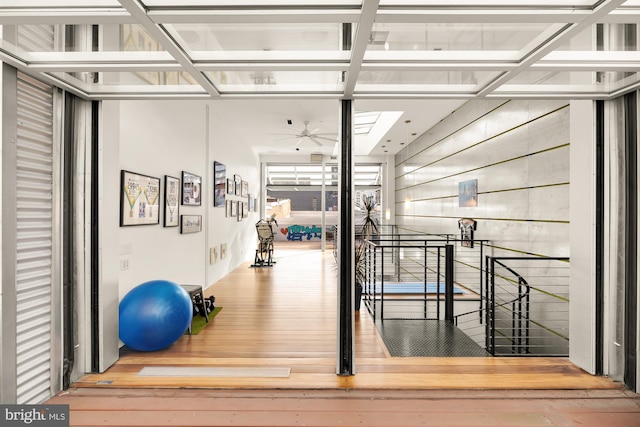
left=49, top=249, right=640, bottom=425
left=50, top=388, right=640, bottom=427
left=71, top=249, right=620, bottom=391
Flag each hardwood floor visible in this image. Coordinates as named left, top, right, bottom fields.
left=71, top=249, right=617, bottom=391
left=47, top=249, right=640, bottom=426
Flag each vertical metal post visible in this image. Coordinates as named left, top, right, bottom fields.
left=489, top=257, right=496, bottom=356
left=479, top=242, right=484, bottom=324
left=378, top=246, right=383, bottom=322
left=337, top=98, right=354, bottom=376
left=396, top=246, right=400, bottom=280
left=437, top=246, right=441, bottom=319
left=525, top=283, right=531, bottom=354
left=423, top=243, right=427, bottom=319
left=595, top=99, right=604, bottom=375
left=444, top=244, right=454, bottom=323
left=321, top=155, right=326, bottom=252
left=380, top=247, right=385, bottom=322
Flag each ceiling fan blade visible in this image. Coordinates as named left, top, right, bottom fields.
left=309, top=137, right=323, bottom=146
left=269, top=132, right=299, bottom=136
left=273, top=136, right=298, bottom=142
left=310, top=135, right=337, bottom=142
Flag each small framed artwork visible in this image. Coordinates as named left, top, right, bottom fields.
left=242, top=201, right=249, bottom=218
left=225, top=199, right=234, bottom=217
left=226, top=178, right=234, bottom=195
left=458, top=218, right=477, bottom=248
left=180, top=214, right=202, bottom=234
left=230, top=199, right=237, bottom=218
left=163, top=175, right=180, bottom=227
left=213, top=161, right=226, bottom=207
left=220, top=243, right=227, bottom=259
left=458, top=179, right=478, bottom=207
left=241, top=180, right=249, bottom=197
left=234, top=174, right=242, bottom=196
left=248, top=195, right=255, bottom=212
left=210, top=246, right=218, bottom=264
left=120, top=170, right=160, bottom=226
left=181, top=171, right=202, bottom=206
left=236, top=200, right=243, bottom=221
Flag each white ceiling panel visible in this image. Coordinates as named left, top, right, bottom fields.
left=0, top=0, right=637, bottom=154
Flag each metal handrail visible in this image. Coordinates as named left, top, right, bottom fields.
left=455, top=256, right=569, bottom=356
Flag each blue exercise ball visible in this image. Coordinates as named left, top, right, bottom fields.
left=119, top=279, right=193, bottom=352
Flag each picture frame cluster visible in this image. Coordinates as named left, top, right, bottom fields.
left=119, top=161, right=257, bottom=233
left=220, top=169, right=257, bottom=222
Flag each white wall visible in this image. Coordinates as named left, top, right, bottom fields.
left=108, top=99, right=259, bottom=299
left=394, top=99, right=573, bottom=355
left=569, top=100, right=596, bottom=374
left=395, top=99, right=570, bottom=258
left=207, top=102, right=261, bottom=285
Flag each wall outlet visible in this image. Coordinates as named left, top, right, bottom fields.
left=120, top=258, right=129, bottom=270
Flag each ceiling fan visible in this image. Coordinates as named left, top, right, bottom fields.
left=271, top=120, right=337, bottom=148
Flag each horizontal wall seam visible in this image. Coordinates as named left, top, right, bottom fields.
left=396, top=214, right=569, bottom=224
left=395, top=100, right=511, bottom=169
left=395, top=103, right=569, bottom=180
left=391, top=227, right=570, bottom=259
left=398, top=182, right=570, bottom=204
left=485, top=244, right=570, bottom=259
left=396, top=143, right=570, bottom=192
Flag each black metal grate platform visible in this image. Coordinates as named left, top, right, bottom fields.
left=376, top=320, right=490, bottom=357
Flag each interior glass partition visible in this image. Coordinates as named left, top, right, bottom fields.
left=265, top=162, right=382, bottom=247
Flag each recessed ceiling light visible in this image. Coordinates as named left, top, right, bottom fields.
left=386, top=139, right=391, bottom=142
left=381, top=145, right=386, bottom=148
left=404, top=120, right=411, bottom=124
left=411, top=132, right=417, bottom=136
left=400, top=142, right=405, bottom=145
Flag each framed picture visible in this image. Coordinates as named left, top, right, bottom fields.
left=120, top=170, right=160, bottom=226
left=230, top=199, right=237, bottom=218
left=248, top=194, right=255, bottom=212
left=241, top=180, right=249, bottom=198
left=458, top=218, right=477, bottom=248
left=234, top=174, right=242, bottom=196
left=225, top=199, right=234, bottom=217
left=459, top=179, right=478, bottom=207
left=242, top=201, right=249, bottom=218
left=236, top=200, right=243, bottom=221
left=180, top=214, right=202, bottom=234
left=163, top=175, right=180, bottom=227
left=226, top=178, right=234, bottom=195
left=213, top=161, right=226, bottom=207
left=181, top=171, right=202, bottom=206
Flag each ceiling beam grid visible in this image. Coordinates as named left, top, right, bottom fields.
left=117, top=0, right=220, bottom=96
left=475, top=0, right=628, bottom=97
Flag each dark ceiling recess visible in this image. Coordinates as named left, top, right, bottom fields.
left=287, top=119, right=293, bottom=125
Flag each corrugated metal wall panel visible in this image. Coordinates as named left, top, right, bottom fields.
left=15, top=73, right=55, bottom=405
left=16, top=25, right=55, bottom=52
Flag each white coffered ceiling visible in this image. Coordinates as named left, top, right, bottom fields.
left=1, top=1, right=638, bottom=155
